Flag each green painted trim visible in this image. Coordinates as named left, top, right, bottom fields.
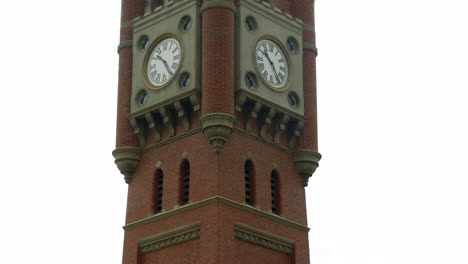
left=139, top=222, right=201, bottom=253
left=236, top=90, right=305, bottom=121
left=234, top=223, right=294, bottom=254
left=303, top=23, right=315, bottom=32
left=303, top=42, right=318, bottom=56
left=128, top=90, right=200, bottom=119
left=141, top=128, right=203, bottom=153
left=117, top=40, right=133, bottom=54
left=123, top=196, right=309, bottom=232
left=200, top=0, right=237, bottom=13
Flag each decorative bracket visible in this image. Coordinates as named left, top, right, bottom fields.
left=130, top=118, right=146, bottom=146
left=159, top=107, right=175, bottom=137
left=190, top=94, right=201, bottom=112
left=274, top=114, right=290, bottom=143
left=174, top=101, right=190, bottom=131
left=145, top=113, right=161, bottom=143
left=246, top=102, right=262, bottom=132
left=235, top=94, right=247, bottom=113
left=260, top=108, right=276, bottom=138
left=288, top=120, right=304, bottom=149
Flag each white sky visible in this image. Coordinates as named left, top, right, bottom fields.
left=1, top=0, right=467, bottom=263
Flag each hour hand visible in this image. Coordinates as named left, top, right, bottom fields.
left=262, top=51, right=280, bottom=83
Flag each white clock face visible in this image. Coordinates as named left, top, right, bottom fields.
left=147, top=38, right=182, bottom=87
left=255, top=39, right=289, bottom=89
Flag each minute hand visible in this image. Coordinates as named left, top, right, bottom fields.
left=262, top=51, right=280, bottom=83
left=156, top=55, right=174, bottom=76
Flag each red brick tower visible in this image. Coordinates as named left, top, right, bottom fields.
left=113, top=0, right=321, bottom=263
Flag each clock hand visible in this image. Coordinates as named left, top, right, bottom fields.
left=156, top=55, right=174, bottom=76
left=262, top=50, right=281, bottom=83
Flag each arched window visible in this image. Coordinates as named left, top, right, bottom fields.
left=153, top=169, right=164, bottom=214
left=271, top=170, right=280, bottom=215
left=244, top=160, right=255, bottom=205
left=180, top=160, right=190, bottom=205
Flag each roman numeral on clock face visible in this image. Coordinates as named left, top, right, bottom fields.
left=255, top=39, right=288, bottom=88
left=258, top=63, right=264, bottom=71
left=278, top=72, right=285, bottom=82
left=147, top=37, right=182, bottom=86
left=150, top=70, right=157, bottom=80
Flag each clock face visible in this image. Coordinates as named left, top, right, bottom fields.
left=255, top=39, right=289, bottom=89
left=147, top=38, right=182, bottom=87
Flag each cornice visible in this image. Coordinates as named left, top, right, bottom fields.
left=236, top=90, right=305, bottom=121
left=200, top=0, right=237, bottom=14
left=240, top=0, right=304, bottom=34
left=303, top=42, right=318, bottom=56
left=129, top=90, right=200, bottom=119
left=123, top=196, right=309, bottom=232
left=134, top=0, right=199, bottom=33
left=139, top=222, right=201, bottom=253
left=234, top=223, right=294, bottom=254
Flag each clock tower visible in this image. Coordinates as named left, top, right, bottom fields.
left=113, top=0, right=321, bottom=263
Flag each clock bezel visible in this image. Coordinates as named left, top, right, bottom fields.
left=143, top=33, right=184, bottom=90
left=252, top=36, right=292, bottom=92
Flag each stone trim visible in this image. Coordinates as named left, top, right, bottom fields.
left=293, top=150, right=321, bottom=186
left=233, top=128, right=292, bottom=154
left=200, top=0, right=237, bottom=14
left=112, top=147, right=141, bottom=183
left=138, top=222, right=201, bottom=253
left=234, top=223, right=294, bottom=254
left=200, top=113, right=236, bottom=154
left=142, top=128, right=203, bottom=152
left=303, top=42, right=318, bottom=56
left=123, top=196, right=309, bottom=232
left=303, top=23, right=315, bottom=31
left=117, top=40, right=133, bottom=54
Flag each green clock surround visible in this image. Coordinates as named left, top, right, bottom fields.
left=130, top=0, right=201, bottom=114
left=238, top=0, right=305, bottom=116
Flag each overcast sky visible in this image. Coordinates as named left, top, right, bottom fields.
left=1, top=0, right=467, bottom=263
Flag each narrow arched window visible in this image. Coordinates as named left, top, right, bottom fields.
left=180, top=160, right=190, bottom=205
left=153, top=169, right=164, bottom=214
left=244, top=160, right=255, bottom=205
left=271, top=170, right=280, bottom=215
